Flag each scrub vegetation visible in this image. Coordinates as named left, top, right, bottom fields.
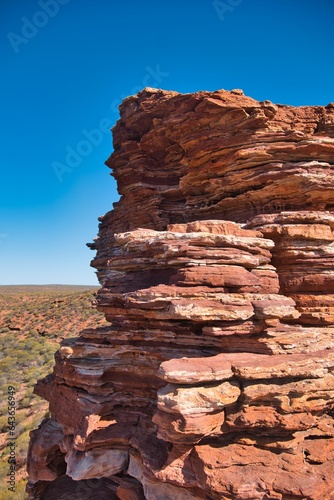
left=0, top=285, right=106, bottom=498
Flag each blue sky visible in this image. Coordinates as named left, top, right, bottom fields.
left=1, top=0, right=333, bottom=285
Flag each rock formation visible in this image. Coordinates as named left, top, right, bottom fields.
left=27, top=88, right=334, bottom=499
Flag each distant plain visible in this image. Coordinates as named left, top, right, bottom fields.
left=0, top=285, right=106, bottom=499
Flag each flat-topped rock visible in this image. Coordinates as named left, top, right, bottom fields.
left=159, top=349, right=334, bottom=384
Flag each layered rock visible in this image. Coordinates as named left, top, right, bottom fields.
left=27, top=88, right=334, bottom=499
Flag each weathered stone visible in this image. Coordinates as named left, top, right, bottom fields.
left=65, top=448, right=129, bottom=480
left=117, top=476, right=145, bottom=500
left=128, top=452, right=202, bottom=500
left=157, top=380, right=240, bottom=414
left=27, top=419, right=65, bottom=482
left=159, top=349, right=334, bottom=384
left=191, top=443, right=334, bottom=499
left=152, top=408, right=226, bottom=444
left=27, top=88, right=334, bottom=499
left=158, top=354, right=233, bottom=384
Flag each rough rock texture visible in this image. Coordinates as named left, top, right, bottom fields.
left=27, top=88, right=334, bottom=499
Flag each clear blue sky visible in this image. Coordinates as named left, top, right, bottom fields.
left=1, top=0, right=333, bottom=285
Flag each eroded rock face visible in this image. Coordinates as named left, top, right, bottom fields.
left=27, top=88, right=334, bottom=499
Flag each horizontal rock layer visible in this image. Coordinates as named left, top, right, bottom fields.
left=27, top=88, right=334, bottom=499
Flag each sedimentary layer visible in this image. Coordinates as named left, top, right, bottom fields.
left=27, top=88, right=334, bottom=499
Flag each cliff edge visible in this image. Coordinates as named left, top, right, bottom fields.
left=27, top=88, right=334, bottom=499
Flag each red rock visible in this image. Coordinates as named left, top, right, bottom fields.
left=159, top=354, right=233, bottom=384
left=117, top=477, right=145, bottom=500
left=64, top=447, right=129, bottom=480
left=159, top=349, right=334, bottom=383
left=191, top=443, right=334, bottom=499
left=291, top=294, right=334, bottom=324
left=152, top=408, right=226, bottom=444
left=127, top=451, right=201, bottom=499
left=27, top=89, right=334, bottom=499
left=27, top=419, right=65, bottom=482
left=156, top=380, right=240, bottom=414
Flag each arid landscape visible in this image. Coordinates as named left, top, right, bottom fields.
left=2, top=0, right=333, bottom=498
left=0, top=286, right=106, bottom=499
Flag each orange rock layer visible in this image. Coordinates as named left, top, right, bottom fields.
left=27, top=88, right=334, bottom=499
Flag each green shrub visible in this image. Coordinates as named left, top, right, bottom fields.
left=0, top=416, right=8, bottom=432
left=15, top=430, right=30, bottom=462
left=0, top=480, right=28, bottom=500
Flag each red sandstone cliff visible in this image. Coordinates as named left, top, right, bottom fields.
left=27, top=88, right=334, bottom=499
